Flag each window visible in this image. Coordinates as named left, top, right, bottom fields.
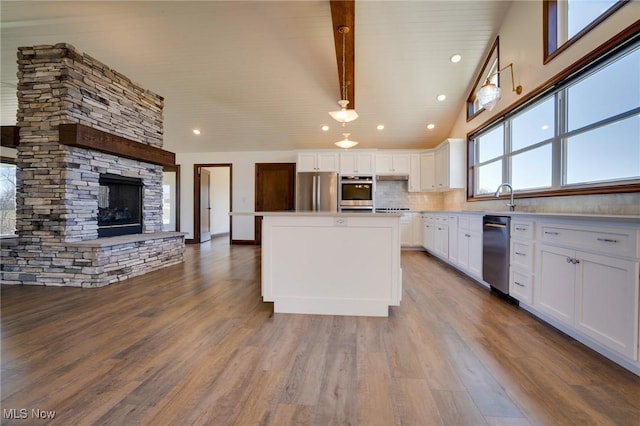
left=0, top=158, right=17, bottom=237
left=467, top=37, right=499, bottom=120
left=469, top=40, right=640, bottom=199
left=162, top=165, right=180, bottom=232
left=544, top=0, right=627, bottom=63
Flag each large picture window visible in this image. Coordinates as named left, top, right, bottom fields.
left=469, top=39, right=640, bottom=199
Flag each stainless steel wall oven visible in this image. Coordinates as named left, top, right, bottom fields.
left=339, top=176, right=374, bottom=212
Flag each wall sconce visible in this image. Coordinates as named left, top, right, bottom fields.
left=476, top=63, right=523, bottom=111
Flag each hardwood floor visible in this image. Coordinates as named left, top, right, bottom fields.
left=2, top=239, right=639, bottom=425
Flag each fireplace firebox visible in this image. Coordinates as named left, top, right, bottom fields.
left=98, top=174, right=143, bottom=237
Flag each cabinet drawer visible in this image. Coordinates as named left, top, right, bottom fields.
left=512, top=220, right=534, bottom=240
left=511, top=241, right=534, bottom=271
left=510, top=269, right=533, bottom=305
left=539, top=224, right=638, bottom=257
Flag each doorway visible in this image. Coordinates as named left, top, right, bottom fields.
left=254, top=163, right=296, bottom=244
left=193, top=163, right=232, bottom=244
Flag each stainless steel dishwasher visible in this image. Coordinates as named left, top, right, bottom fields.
left=482, top=215, right=511, bottom=295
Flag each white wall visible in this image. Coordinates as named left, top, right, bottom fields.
left=176, top=151, right=296, bottom=240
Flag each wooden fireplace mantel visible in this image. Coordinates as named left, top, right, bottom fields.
left=59, top=123, right=175, bottom=166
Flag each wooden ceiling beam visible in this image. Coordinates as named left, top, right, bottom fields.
left=330, top=0, right=355, bottom=109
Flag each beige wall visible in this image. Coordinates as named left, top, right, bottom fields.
left=447, top=1, right=640, bottom=215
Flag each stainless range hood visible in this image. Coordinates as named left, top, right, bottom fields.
left=376, top=175, right=409, bottom=181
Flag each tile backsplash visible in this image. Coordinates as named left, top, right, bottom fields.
left=375, top=181, right=444, bottom=211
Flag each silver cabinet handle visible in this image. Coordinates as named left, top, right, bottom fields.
left=514, top=281, right=525, bottom=287
left=566, top=257, right=572, bottom=263
left=545, top=231, right=559, bottom=235
left=515, top=227, right=527, bottom=231
left=515, top=251, right=526, bottom=256
left=597, top=237, right=619, bottom=243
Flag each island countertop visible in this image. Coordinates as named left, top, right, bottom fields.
left=230, top=211, right=403, bottom=217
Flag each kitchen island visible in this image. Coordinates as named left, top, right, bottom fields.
left=231, top=212, right=402, bottom=317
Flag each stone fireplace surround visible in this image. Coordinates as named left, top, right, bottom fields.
left=0, top=43, right=185, bottom=287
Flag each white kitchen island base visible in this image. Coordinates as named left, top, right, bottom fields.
left=260, top=213, right=402, bottom=317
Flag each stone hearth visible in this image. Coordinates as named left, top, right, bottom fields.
left=0, top=43, right=185, bottom=287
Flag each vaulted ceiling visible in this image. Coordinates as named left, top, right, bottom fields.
left=1, top=1, right=511, bottom=153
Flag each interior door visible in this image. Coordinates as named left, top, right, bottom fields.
left=255, top=163, right=296, bottom=244
left=200, top=168, right=211, bottom=243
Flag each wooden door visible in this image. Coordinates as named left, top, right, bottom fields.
left=200, top=168, right=211, bottom=243
left=255, top=163, right=296, bottom=244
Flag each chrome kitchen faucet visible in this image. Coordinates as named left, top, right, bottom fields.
left=495, top=183, right=516, bottom=211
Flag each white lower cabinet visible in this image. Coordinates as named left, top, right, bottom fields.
left=401, top=213, right=423, bottom=248
left=576, top=251, right=638, bottom=360
left=456, top=215, right=482, bottom=278
left=536, top=244, right=576, bottom=326
left=509, top=220, right=535, bottom=305
left=535, top=222, right=640, bottom=362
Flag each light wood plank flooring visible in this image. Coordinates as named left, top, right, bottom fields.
left=2, top=239, right=640, bottom=425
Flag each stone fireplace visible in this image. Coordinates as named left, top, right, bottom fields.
left=0, top=43, right=185, bottom=287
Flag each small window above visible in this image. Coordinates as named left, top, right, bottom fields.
left=467, top=37, right=499, bottom=121
left=544, top=0, right=627, bottom=63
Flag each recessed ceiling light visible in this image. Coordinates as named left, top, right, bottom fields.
left=377, top=124, right=384, bottom=130
left=321, top=125, right=329, bottom=131
left=192, top=129, right=201, bottom=135
left=541, top=124, right=550, bottom=130
left=427, top=123, right=435, bottom=130
left=450, top=54, right=462, bottom=63
left=437, top=94, right=446, bottom=101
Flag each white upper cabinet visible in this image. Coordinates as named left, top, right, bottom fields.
left=339, top=151, right=375, bottom=176
left=408, top=154, right=421, bottom=192
left=420, top=139, right=466, bottom=191
left=375, top=153, right=410, bottom=175
left=420, top=152, right=436, bottom=191
left=297, top=151, right=339, bottom=172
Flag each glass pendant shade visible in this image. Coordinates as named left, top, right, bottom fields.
left=335, top=133, right=358, bottom=149
left=477, top=82, right=501, bottom=111
left=329, top=99, right=359, bottom=124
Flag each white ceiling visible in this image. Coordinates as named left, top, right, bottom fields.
left=1, top=1, right=511, bottom=153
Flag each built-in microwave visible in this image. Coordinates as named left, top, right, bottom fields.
left=339, top=176, right=374, bottom=211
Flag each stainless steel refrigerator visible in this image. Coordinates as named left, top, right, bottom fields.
left=296, top=172, right=338, bottom=212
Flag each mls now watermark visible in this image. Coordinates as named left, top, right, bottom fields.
left=3, top=408, right=57, bottom=420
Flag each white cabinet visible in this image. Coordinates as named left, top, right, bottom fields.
left=509, top=220, right=535, bottom=304
left=297, top=151, right=339, bottom=172
left=400, top=213, right=423, bottom=248
left=456, top=214, right=483, bottom=278
left=576, top=252, right=638, bottom=360
left=433, top=219, right=449, bottom=258
left=376, top=153, right=410, bottom=175
left=408, top=154, right=421, bottom=192
left=421, top=214, right=448, bottom=257
left=339, top=151, right=375, bottom=176
left=434, top=139, right=465, bottom=190
left=535, top=221, right=640, bottom=361
left=419, top=139, right=465, bottom=191
left=537, top=244, right=576, bottom=326
left=422, top=214, right=435, bottom=251
left=420, top=152, right=436, bottom=191
left=447, top=214, right=459, bottom=264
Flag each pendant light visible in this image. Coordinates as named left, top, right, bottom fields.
left=335, top=133, right=358, bottom=149
left=329, top=25, right=358, bottom=125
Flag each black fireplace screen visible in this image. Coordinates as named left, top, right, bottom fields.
left=98, top=174, right=143, bottom=237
